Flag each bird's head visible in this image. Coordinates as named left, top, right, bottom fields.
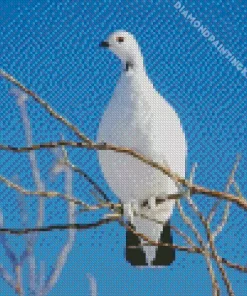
left=100, top=30, right=144, bottom=71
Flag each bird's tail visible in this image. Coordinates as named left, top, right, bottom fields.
left=152, top=221, right=175, bottom=266
left=125, top=222, right=148, bottom=266
left=125, top=221, right=175, bottom=266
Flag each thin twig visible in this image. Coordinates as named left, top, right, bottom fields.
left=15, top=265, right=24, bottom=296
left=185, top=163, right=235, bottom=295
left=64, top=159, right=110, bottom=202
left=184, top=163, right=207, bottom=225
left=176, top=200, right=205, bottom=249
left=86, top=274, right=97, bottom=296
left=221, top=258, right=247, bottom=273
left=0, top=172, right=121, bottom=212
left=211, top=154, right=241, bottom=241
left=121, top=219, right=201, bottom=253
left=207, top=154, right=241, bottom=224
left=38, top=261, right=45, bottom=296
left=171, top=225, right=196, bottom=248
left=131, top=209, right=196, bottom=248
left=205, top=223, right=234, bottom=296
left=0, top=174, right=88, bottom=208
left=0, top=265, right=16, bottom=290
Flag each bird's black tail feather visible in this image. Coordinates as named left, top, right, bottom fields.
left=152, top=221, right=175, bottom=266
left=125, top=221, right=175, bottom=266
left=125, top=223, right=147, bottom=266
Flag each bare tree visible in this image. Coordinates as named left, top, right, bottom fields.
left=0, top=85, right=78, bottom=295
left=0, top=69, right=246, bottom=295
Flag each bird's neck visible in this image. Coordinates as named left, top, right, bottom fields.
left=124, top=61, right=134, bottom=72
left=122, top=53, right=145, bottom=75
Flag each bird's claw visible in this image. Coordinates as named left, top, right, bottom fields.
left=147, top=196, right=157, bottom=210
left=123, top=200, right=140, bottom=224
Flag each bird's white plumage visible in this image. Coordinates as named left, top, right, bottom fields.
left=97, top=31, right=187, bottom=265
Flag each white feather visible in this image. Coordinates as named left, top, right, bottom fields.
left=97, top=31, right=187, bottom=264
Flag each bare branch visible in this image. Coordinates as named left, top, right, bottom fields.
left=0, top=68, right=245, bottom=296
left=0, top=172, right=121, bottom=213
left=184, top=162, right=236, bottom=295
left=15, top=91, right=47, bottom=294
left=42, top=155, right=76, bottom=295
left=180, top=164, right=221, bottom=295
left=0, top=209, right=18, bottom=265
left=0, top=69, right=92, bottom=144
left=205, top=155, right=241, bottom=296
left=0, top=217, right=245, bottom=274
left=208, top=154, right=241, bottom=225
left=0, top=141, right=246, bottom=213
left=176, top=200, right=205, bottom=249
left=0, top=218, right=119, bottom=234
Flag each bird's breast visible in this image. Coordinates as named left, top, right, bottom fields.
left=98, top=76, right=156, bottom=151
left=97, top=76, right=186, bottom=205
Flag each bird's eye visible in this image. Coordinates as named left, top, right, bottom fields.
left=116, top=36, right=124, bottom=43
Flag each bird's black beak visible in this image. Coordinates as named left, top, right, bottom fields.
left=99, top=41, right=109, bottom=48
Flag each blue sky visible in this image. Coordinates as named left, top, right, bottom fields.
left=0, top=0, right=247, bottom=295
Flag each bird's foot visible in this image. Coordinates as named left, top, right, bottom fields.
left=98, top=141, right=107, bottom=146
left=123, top=200, right=140, bottom=224
left=147, top=196, right=157, bottom=210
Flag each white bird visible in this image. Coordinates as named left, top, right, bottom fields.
left=97, top=31, right=187, bottom=267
